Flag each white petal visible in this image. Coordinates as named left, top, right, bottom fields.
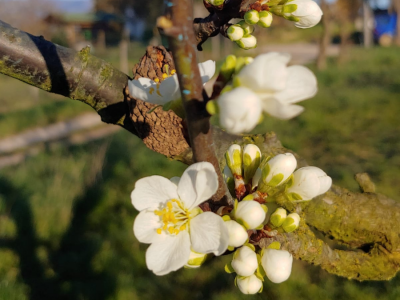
left=287, top=168, right=321, bottom=200
left=145, top=231, right=191, bottom=275
left=299, top=167, right=332, bottom=195
left=237, top=52, right=291, bottom=93
left=198, top=60, right=216, bottom=84
left=218, top=87, right=262, bottom=134
left=133, top=209, right=162, bottom=244
left=189, top=212, right=229, bottom=256
left=128, top=79, right=149, bottom=101
left=177, top=162, right=218, bottom=209
left=170, top=176, right=181, bottom=186
left=260, top=96, right=305, bottom=120
left=159, top=75, right=180, bottom=102
left=273, top=65, right=317, bottom=105
left=131, top=176, right=179, bottom=211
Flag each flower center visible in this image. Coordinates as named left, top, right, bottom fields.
left=154, top=199, right=189, bottom=235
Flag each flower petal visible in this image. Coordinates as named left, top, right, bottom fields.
left=159, top=75, right=181, bottom=103
left=177, top=162, right=218, bottom=209
left=190, top=212, right=229, bottom=255
left=133, top=209, right=163, bottom=244
left=198, top=60, right=216, bottom=84
left=128, top=79, right=149, bottom=102
left=260, top=97, right=305, bottom=120
left=131, top=176, right=179, bottom=211
left=145, top=231, right=191, bottom=275
left=273, top=65, right=317, bottom=105
left=237, top=52, right=291, bottom=93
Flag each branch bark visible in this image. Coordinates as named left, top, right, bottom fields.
left=1, top=19, right=400, bottom=281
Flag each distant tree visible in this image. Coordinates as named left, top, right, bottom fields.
left=390, top=0, right=400, bottom=45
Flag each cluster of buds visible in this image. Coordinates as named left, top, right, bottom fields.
left=224, top=143, right=332, bottom=204
left=225, top=0, right=322, bottom=50
left=219, top=143, right=331, bottom=294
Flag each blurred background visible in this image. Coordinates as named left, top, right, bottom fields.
left=0, top=0, right=400, bottom=299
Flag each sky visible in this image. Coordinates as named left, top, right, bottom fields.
left=51, top=0, right=93, bottom=13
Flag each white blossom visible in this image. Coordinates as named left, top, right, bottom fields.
left=217, top=87, right=262, bottom=134
left=285, top=0, right=323, bottom=29
left=231, top=245, right=258, bottom=276
left=235, top=52, right=317, bottom=120
left=236, top=274, right=263, bottom=294
left=128, top=60, right=215, bottom=105
left=261, top=249, right=293, bottom=283
left=131, top=162, right=228, bottom=275
left=286, top=166, right=332, bottom=201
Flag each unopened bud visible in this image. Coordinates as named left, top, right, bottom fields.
left=227, top=25, right=244, bottom=41
left=225, top=144, right=242, bottom=176
left=231, top=245, right=258, bottom=276
left=236, top=274, right=263, bottom=294
left=244, top=10, right=260, bottom=25
left=220, top=55, right=237, bottom=81
left=225, top=219, right=248, bottom=249
left=237, top=20, right=255, bottom=35
left=282, top=213, right=300, bottom=233
left=260, top=153, right=297, bottom=189
left=243, top=144, right=261, bottom=184
left=234, top=56, right=254, bottom=74
left=270, top=208, right=287, bottom=227
left=261, top=249, right=293, bottom=283
left=234, top=200, right=267, bottom=230
left=236, top=35, right=257, bottom=50
left=258, top=11, right=273, bottom=28
left=205, top=0, right=225, bottom=6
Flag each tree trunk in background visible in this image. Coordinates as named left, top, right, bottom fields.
left=393, top=0, right=400, bottom=46
left=317, top=0, right=332, bottom=70
left=363, top=0, right=373, bottom=48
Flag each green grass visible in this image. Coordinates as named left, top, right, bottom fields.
left=1, top=46, right=400, bottom=299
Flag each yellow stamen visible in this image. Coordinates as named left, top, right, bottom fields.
left=149, top=87, right=155, bottom=95
left=162, top=73, right=168, bottom=79
left=171, top=69, right=176, bottom=75
left=154, top=78, right=160, bottom=83
left=156, top=228, right=162, bottom=234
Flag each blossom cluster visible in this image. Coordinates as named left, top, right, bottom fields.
left=207, top=52, right=317, bottom=134
left=221, top=0, right=323, bottom=50
left=130, top=143, right=332, bottom=294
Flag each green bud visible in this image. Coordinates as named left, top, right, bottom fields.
left=234, top=56, right=254, bottom=74
left=220, top=55, right=237, bottom=81
left=236, top=35, right=257, bottom=50
left=282, top=213, right=300, bottom=233
left=270, top=208, right=287, bottom=227
left=225, top=144, right=242, bottom=176
left=205, top=0, right=225, bottom=6
left=206, top=100, right=219, bottom=115
left=244, top=10, right=260, bottom=25
left=238, top=20, right=254, bottom=35
left=258, top=11, right=273, bottom=28
left=227, top=25, right=244, bottom=41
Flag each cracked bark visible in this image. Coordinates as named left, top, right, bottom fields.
left=1, top=18, right=400, bottom=281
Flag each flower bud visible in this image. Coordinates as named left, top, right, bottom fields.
left=282, top=213, right=300, bottom=233
left=234, top=56, right=254, bottom=74
left=261, top=249, right=293, bottom=283
left=258, top=11, right=273, bottom=28
left=244, top=10, right=260, bottom=25
left=218, top=87, right=262, bottom=134
left=236, top=274, right=263, bottom=294
left=283, top=0, right=323, bottom=29
left=231, top=245, right=258, bottom=276
left=243, top=144, right=261, bottom=184
left=270, top=208, right=287, bottom=227
left=236, top=35, right=257, bottom=50
left=185, top=249, right=208, bottom=268
left=237, top=20, right=254, bottom=35
left=261, top=153, right=297, bottom=188
left=234, top=200, right=267, bottom=230
left=225, top=144, right=242, bottom=176
left=219, top=55, right=237, bottom=81
left=227, top=25, right=244, bottom=41
left=205, top=0, right=225, bottom=6
left=225, top=220, right=248, bottom=249
left=286, top=166, right=332, bottom=201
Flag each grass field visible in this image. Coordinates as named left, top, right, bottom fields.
left=0, top=46, right=400, bottom=300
